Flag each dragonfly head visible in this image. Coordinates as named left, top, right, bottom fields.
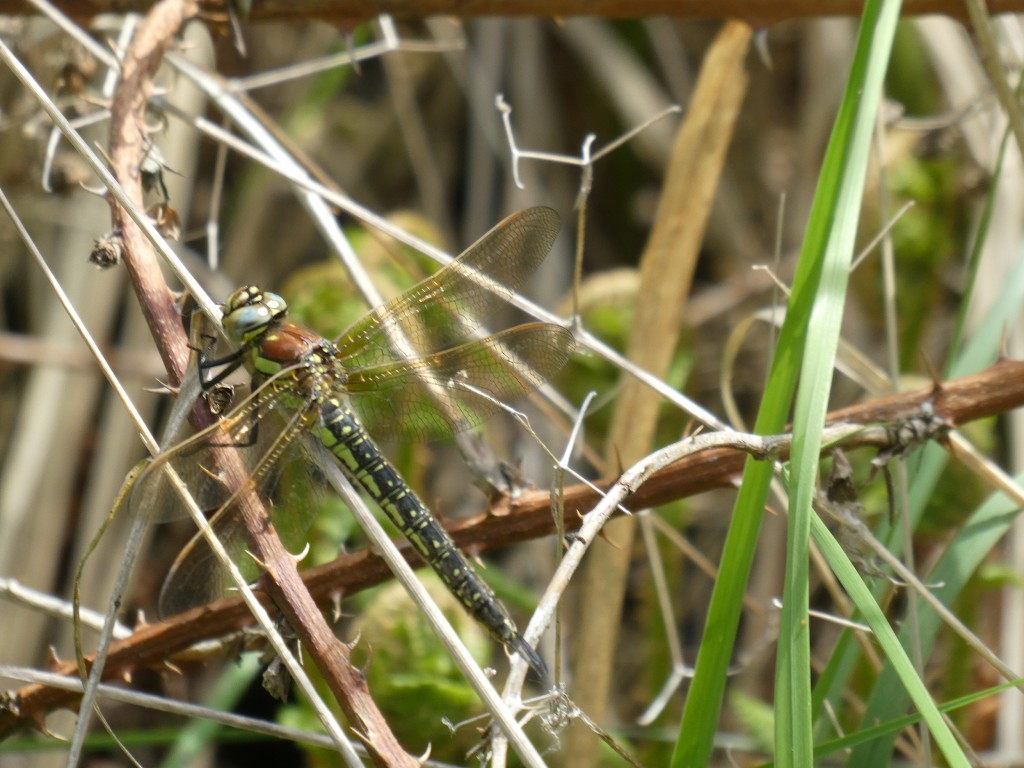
left=222, top=285, right=288, bottom=344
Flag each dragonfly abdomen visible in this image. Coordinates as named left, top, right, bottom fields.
left=317, top=397, right=546, bottom=676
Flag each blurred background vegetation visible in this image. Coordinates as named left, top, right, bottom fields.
left=0, top=5, right=1021, bottom=767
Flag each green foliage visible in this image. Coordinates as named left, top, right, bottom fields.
left=857, top=134, right=968, bottom=368
left=730, top=690, right=775, bottom=755
left=885, top=22, right=942, bottom=116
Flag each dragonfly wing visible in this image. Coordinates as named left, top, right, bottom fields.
left=158, top=502, right=251, bottom=616
left=128, top=371, right=323, bottom=617
left=334, top=207, right=560, bottom=370
left=156, top=420, right=325, bottom=617
left=129, top=370, right=311, bottom=523
left=344, top=322, right=574, bottom=442
left=131, top=408, right=257, bottom=526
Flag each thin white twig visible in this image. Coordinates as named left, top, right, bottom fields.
left=231, top=15, right=463, bottom=93
left=633, top=509, right=689, bottom=725
left=850, top=199, right=916, bottom=272
left=490, top=423, right=870, bottom=765
left=454, top=382, right=620, bottom=519
left=29, top=0, right=120, bottom=69
left=767, top=599, right=872, bottom=633
left=561, top=391, right=596, bottom=467
left=0, top=188, right=155, bottom=450
left=205, top=116, right=231, bottom=270
left=0, top=666, right=462, bottom=768
left=42, top=110, right=109, bottom=192
left=495, top=93, right=680, bottom=194
left=509, top=424, right=871, bottom=670
left=0, top=579, right=131, bottom=639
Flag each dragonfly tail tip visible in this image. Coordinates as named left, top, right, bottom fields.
left=512, top=635, right=547, bottom=678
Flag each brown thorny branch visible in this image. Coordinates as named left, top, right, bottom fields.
left=3, top=356, right=1024, bottom=735
left=75, top=2, right=416, bottom=766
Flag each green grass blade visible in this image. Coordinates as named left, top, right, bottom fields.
left=775, top=0, right=909, bottom=763
left=671, top=1, right=903, bottom=764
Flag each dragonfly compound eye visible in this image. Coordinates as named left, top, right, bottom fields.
left=222, top=287, right=289, bottom=342
left=260, top=291, right=288, bottom=318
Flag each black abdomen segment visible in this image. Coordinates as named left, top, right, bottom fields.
left=318, top=398, right=545, bottom=676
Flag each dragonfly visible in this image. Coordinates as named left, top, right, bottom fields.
left=130, top=207, right=574, bottom=675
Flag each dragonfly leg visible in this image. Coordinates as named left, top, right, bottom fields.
left=200, top=346, right=247, bottom=388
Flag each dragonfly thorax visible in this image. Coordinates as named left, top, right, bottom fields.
left=223, top=285, right=288, bottom=345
